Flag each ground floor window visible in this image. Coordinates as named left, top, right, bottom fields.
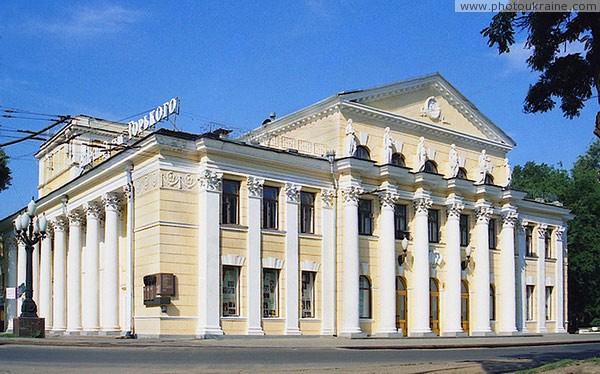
left=301, top=271, right=315, bottom=318
left=490, top=285, right=496, bottom=321
left=263, top=269, right=279, bottom=318
left=222, top=266, right=240, bottom=317
left=545, top=286, right=553, bottom=320
left=359, top=275, right=371, bottom=319
left=526, top=285, right=535, bottom=321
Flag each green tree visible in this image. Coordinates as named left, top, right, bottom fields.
left=0, top=148, right=11, bottom=191
left=511, top=161, right=571, bottom=201
left=482, top=10, right=600, bottom=119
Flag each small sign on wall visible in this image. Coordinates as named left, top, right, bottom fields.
left=5, top=287, right=16, bottom=300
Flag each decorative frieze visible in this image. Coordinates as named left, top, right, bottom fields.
left=284, top=183, right=300, bottom=203
left=198, top=170, right=222, bottom=192
left=247, top=176, right=265, bottom=198
left=342, top=186, right=363, bottom=206
left=413, top=197, right=432, bottom=214
left=134, top=171, right=160, bottom=196
left=163, top=171, right=199, bottom=191
left=321, top=189, right=335, bottom=208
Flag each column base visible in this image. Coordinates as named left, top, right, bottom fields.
left=14, top=317, right=45, bottom=338
left=81, top=330, right=101, bottom=336
left=470, top=330, right=495, bottom=337
left=284, top=328, right=302, bottom=336
left=375, top=330, right=402, bottom=338
left=246, top=326, right=265, bottom=336
left=320, top=328, right=335, bottom=336
left=50, top=327, right=66, bottom=334
left=409, top=330, right=437, bottom=337
left=99, top=330, right=121, bottom=336
left=196, top=326, right=224, bottom=338
left=497, top=330, right=520, bottom=336
left=441, top=330, right=468, bottom=337
left=339, top=331, right=368, bottom=339
left=537, top=327, right=548, bottom=334
left=556, top=327, right=567, bottom=333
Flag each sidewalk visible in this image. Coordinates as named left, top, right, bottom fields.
left=1, top=332, right=599, bottom=350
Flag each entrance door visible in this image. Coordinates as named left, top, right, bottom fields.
left=461, top=281, right=469, bottom=334
left=396, top=277, right=407, bottom=336
left=430, top=278, right=440, bottom=335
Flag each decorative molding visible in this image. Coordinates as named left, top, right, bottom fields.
left=413, top=197, right=432, bottom=214
left=446, top=202, right=464, bottom=218
left=501, top=209, right=519, bottom=227
left=377, top=190, right=399, bottom=209
left=247, top=176, right=265, bottom=198
left=519, top=219, right=530, bottom=233
left=300, top=261, right=320, bottom=272
left=51, top=215, right=69, bottom=233
left=262, top=257, right=284, bottom=269
left=284, top=182, right=300, bottom=204
left=342, top=186, right=363, bottom=206
left=134, top=171, right=160, bottom=196
left=320, top=189, right=334, bottom=208
left=67, top=209, right=86, bottom=227
left=163, top=171, right=199, bottom=191
left=537, top=223, right=548, bottom=239
left=222, top=254, right=245, bottom=267
left=198, top=169, right=222, bottom=192
left=476, top=205, right=493, bottom=224
left=84, top=201, right=104, bottom=220
left=102, top=192, right=123, bottom=213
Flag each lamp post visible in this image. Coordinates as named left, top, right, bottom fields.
left=13, top=197, right=47, bottom=337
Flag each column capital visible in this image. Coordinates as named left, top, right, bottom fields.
left=284, top=182, right=300, bottom=203
left=199, top=169, right=222, bottom=192
left=475, top=203, right=493, bottom=224
left=84, top=201, right=104, bottom=220
left=555, top=226, right=565, bottom=242
left=377, top=190, right=399, bottom=209
left=537, top=223, right=549, bottom=239
left=68, top=210, right=86, bottom=227
left=321, top=188, right=334, bottom=208
left=501, top=208, right=519, bottom=227
left=247, top=176, right=265, bottom=198
left=342, top=186, right=363, bottom=206
left=102, top=192, right=123, bottom=213
left=446, top=201, right=465, bottom=218
left=519, top=219, right=530, bottom=233
left=413, top=197, right=432, bottom=214
left=51, top=215, right=69, bottom=233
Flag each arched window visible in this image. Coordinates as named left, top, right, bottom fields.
left=484, top=173, right=494, bottom=185
left=359, top=275, right=371, bottom=319
left=461, top=281, right=469, bottom=333
left=354, top=146, right=371, bottom=160
left=424, top=160, right=438, bottom=174
left=457, top=167, right=468, bottom=179
left=430, top=278, right=440, bottom=335
left=391, top=152, right=405, bottom=167
left=490, top=285, right=496, bottom=321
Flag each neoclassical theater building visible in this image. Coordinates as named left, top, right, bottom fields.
left=0, top=74, right=571, bottom=338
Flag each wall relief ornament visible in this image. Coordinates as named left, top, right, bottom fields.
left=247, top=176, right=265, bottom=198
left=198, top=169, right=222, bottom=192
left=421, top=96, right=442, bottom=121
left=342, top=186, right=363, bottom=205
left=377, top=190, right=399, bottom=209
left=501, top=209, right=519, bottom=227
left=320, top=189, right=334, bottom=208
left=163, top=171, right=199, bottom=191
left=134, top=172, right=160, bottom=196
left=446, top=201, right=465, bottom=218
left=284, top=183, right=300, bottom=203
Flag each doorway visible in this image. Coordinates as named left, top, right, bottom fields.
left=430, top=278, right=440, bottom=335
left=396, top=276, right=407, bottom=336
left=461, top=280, right=469, bottom=334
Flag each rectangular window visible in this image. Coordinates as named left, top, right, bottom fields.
left=300, top=192, right=315, bottom=234
left=394, top=204, right=408, bottom=240
left=545, top=230, right=552, bottom=259
left=526, top=285, right=535, bottom=321
left=428, top=209, right=440, bottom=243
left=262, top=269, right=279, bottom=318
left=459, top=214, right=469, bottom=247
left=301, top=271, right=315, bottom=318
left=221, top=266, right=240, bottom=317
left=262, top=186, right=279, bottom=230
left=358, top=199, right=373, bottom=236
left=488, top=219, right=497, bottom=249
left=221, top=179, right=240, bottom=225
left=359, top=276, right=371, bottom=319
left=526, top=226, right=534, bottom=257
left=545, top=286, right=553, bottom=320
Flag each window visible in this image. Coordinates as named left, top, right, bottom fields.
left=354, top=146, right=371, bottom=160
left=262, top=186, right=279, bottom=230
left=391, top=153, right=405, bottom=167
left=485, top=173, right=494, bottom=185
left=358, top=199, right=373, bottom=236
left=526, top=226, right=534, bottom=257
left=262, top=269, right=279, bottom=318
left=457, top=167, right=468, bottom=180
left=424, top=160, right=438, bottom=174
left=221, top=179, right=240, bottom=225
left=359, top=275, right=372, bottom=319
left=526, top=285, right=535, bottom=321
left=545, top=286, right=553, bottom=320
left=222, top=266, right=240, bottom=317
left=544, top=229, right=552, bottom=259
left=301, top=271, right=315, bottom=318
left=488, top=219, right=497, bottom=249
left=460, top=214, right=469, bottom=247
left=428, top=209, right=440, bottom=243
left=490, top=285, right=496, bottom=321
left=300, top=192, right=315, bottom=234
left=394, top=204, right=408, bottom=240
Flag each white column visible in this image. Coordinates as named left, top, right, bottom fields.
left=39, top=229, right=53, bottom=329
left=472, top=203, right=493, bottom=336
left=284, top=183, right=301, bottom=335
left=376, top=189, right=400, bottom=337
left=102, top=192, right=122, bottom=332
left=17, top=240, right=26, bottom=316
left=320, top=189, right=335, bottom=336
left=410, top=196, right=433, bottom=336
left=83, top=202, right=102, bottom=332
left=555, top=226, right=566, bottom=333
left=246, top=176, right=265, bottom=335
left=536, top=224, right=548, bottom=333
left=196, top=170, right=224, bottom=337
left=5, top=237, right=17, bottom=332
left=67, top=210, right=85, bottom=333
left=498, top=207, right=518, bottom=334
left=442, top=199, right=464, bottom=336
left=516, top=220, right=528, bottom=332
left=52, top=216, right=68, bottom=332
left=32, top=243, right=40, bottom=307
left=339, top=185, right=364, bottom=338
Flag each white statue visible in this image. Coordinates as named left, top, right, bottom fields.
left=476, top=149, right=488, bottom=184
left=416, top=137, right=427, bottom=171
left=345, top=119, right=357, bottom=157
left=448, top=143, right=460, bottom=178
left=383, top=127, right=394, bottom=164
left=503, top=158, right=512, bottom=188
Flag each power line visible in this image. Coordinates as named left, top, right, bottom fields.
left=0, top=116, right=70, bottom=148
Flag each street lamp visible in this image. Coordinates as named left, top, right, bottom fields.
left=13, top=197, right=47, bottom=337
left=461, top=245, right=473, bottom=271
left=397, top=235, right=409, bottom=266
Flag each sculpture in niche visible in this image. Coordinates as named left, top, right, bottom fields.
left=344, top=119, right=358, bottom=157
left=448, top=143, right=460, bottom=178
left=383, top=127, right=395, bottom=164
left=416, top=137, right=428, bottom=171
left=421, top=96, right=442, bottom=121
left=476, top=149, right=492, bottom=184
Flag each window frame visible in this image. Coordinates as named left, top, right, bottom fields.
left=544, top=229, right=552, bottom=259
left=359, top=275, right=372, bottom=319
left=262, top=186, right=279, bottom=230
left=221, top=179, right=240, bottom=225
left=221, top=265, right=240, bottom=317
left=424, top=160, right=438, bottom=174
left=358, top=199, right=373, bottom=236
left=354, top=145, right=371, bottom=160
left=394, top=203, right=409, bottom=240
left=301, top=271, right=316, bottom=319
left=262, top=268, right=280, bottom=318
left=391, top=152, right=405, bottom=167
left=490, top=285, right=496, bottom=321
left=526, top=226, right=535, bottom=257
left=428, top=209, right=440, bottom=243
left=488, top=218, right=497, bottom=249
left=459, top=214, right=469, bottom=247
left=545, top=286, right=553, bottom=321
left=526, top=285, right=535, bottom=321
left=299, top=191, right=315, bottom=234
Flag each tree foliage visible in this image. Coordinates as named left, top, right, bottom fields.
left=0, top=148, right=11, bottom=192
left=482, top=10, right=600, bottom=119
left=512, top=140, right=600, bottom=329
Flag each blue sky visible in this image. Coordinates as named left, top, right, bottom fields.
left=0, top=1, right=596, bottom=217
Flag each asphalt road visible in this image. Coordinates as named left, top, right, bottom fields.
left=0, top=342, right=598, bottom=373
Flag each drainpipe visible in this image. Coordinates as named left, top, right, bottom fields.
left=326, top=151, right=338, bottom=335
left=125, top=163, right=136, bottom=338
